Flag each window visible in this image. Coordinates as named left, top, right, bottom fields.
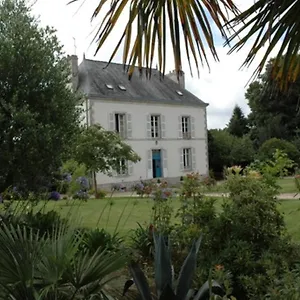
left=183, top=148, right=192, bottom=170
left=115, top=113, right=126, bottom=138
left=118, top=85, right=126, bottom=91
left=151, top=115, right=161, bottom=138
left=117, top=159, right=128, bottom=175
left=181, top=116, right=191, bottom=139
left=176, top=90, right=183, bottom=96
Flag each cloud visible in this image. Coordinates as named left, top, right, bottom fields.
left=32, top=0, right=282, bottom=129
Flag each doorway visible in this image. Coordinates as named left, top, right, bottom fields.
left=152, top=149, right=162, bottom=178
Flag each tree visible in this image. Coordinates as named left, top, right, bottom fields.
left=73, top=124, right=140, bottom=193
left=227, top=1, right=300, bottom=89
left=246, top=58, right=300, bottom=148
left=258, top=138, right=300, bottom=165
left=227, top=105, right=248, bottom=137
left=208, top=129, right=255, bottom=176
left=0, top=0, right=81, bottom=193
left=72, top=0, right=238, bottom=78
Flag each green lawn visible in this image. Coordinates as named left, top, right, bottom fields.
left=38, top=196, right=300, bottom=242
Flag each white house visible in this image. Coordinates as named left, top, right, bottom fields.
left=70, top=55, right=209, bottom=188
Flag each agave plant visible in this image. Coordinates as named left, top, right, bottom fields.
left=0, top=223, right=127, bottom=299
left=123, top=234, right=225, bottom=299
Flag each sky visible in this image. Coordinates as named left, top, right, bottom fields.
left=31, top=0, right=281, bottom=129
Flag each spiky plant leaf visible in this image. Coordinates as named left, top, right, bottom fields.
left=175, top=235, right=202, bottom=299
left=153, top=233, right=172, bottom=298
left=129, top=261, right=152, bottom=300
left=193, top=280, right=224, bottom=300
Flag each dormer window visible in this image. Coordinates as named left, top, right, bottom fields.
left=106, top=84, right=113, bottom=89
left=176, top=90, right=183, bottom=96
left=118, top=85, right=126, bottom=91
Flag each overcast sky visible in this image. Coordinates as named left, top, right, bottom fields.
left=31, top=0, right=280, bottom=129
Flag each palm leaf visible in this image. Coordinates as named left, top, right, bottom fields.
left=70, top=0, right=239, bottom=78
left=227, top=0, right=300, bottom=89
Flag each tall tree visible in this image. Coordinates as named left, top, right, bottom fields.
left=227, top=105, right=248, bottom=137
left=246, top=58, right=300, bottom=148
left=0, top=0, right=81, bottom=193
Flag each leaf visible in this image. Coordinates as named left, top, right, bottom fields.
left=153, top=233, right=173, bottom=298
left=70, top=0, right=239, bottom=78
left=129, top=261, right=152, bottom=300
left=193, top=280, right=224, bottom=300
left=175, top=235, right=202, bottom=299
left=227, top=0, right=300, bottom=90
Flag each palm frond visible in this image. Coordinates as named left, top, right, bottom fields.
left=227, top=0, right=300, bottom=89
left=70, top=0, right=239, bottom=78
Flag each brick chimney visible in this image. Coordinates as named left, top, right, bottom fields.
left=166, top=69, right=185, bottom=89
left=68, top=54, right=78, bottom=91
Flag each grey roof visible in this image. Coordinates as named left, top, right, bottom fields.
left=78, top=59, right=207, bottom=107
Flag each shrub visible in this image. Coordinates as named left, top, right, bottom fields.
left=258, top=137, right=300, bottom=165
left=95, top=189, right=107, bottom=199
left=130, top=223, right=155, bottom=261
left=48, top=191, right=61, bottom=201
left=79, top=228, right=123, bottom=254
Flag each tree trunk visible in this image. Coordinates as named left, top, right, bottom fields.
left=93, top=171, right=98, bottom=195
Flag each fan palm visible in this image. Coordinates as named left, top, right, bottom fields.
left=0, top=224, right=127, bottom=299
left=70, top=0, right=239, bottom=78
left=227, top=0, right=300, bottom=89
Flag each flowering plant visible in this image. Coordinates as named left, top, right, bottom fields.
left=48, top=191, right=61, bottom=201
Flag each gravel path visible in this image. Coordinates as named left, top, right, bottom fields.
left=111, top=191, right=300, bottom=200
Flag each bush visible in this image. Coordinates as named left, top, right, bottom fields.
left=95, top=189, right=107, bottom=199
left=258, top=138, right=300, bottom=165
left=79, top=228, right=123, bottom=254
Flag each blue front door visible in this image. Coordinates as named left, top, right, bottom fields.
left=152, top=150, right=162, bottom=178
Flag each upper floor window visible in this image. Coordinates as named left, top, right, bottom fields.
left=181, top=116, right=191, bottom=139
left=115, top=113, right=126, bottom=138
left=151, top=115, right=161, bottom=138
left=183, top=148, right=192, bottom=170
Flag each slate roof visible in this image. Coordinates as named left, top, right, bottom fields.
left=78, top=58, right=207, bottom=107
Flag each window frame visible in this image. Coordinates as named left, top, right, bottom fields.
left=115, top=113, right=127, bottom=138
left=150, top=114, right=161, bottom=139
left=183, top=148, right=192, bottom=170
left=181, top=116, right=191, bottom=139
left=117, top=158, right=128, bottom=176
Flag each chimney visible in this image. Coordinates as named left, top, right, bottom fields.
left=166, top=69, right=185, bottom=89
left=68, top=54, right=79, bottom=91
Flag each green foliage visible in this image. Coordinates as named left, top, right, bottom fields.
left=79, top=228, right=123, bottom=254
left=73, top=124, right=140, bottom=175
left=0, top=223, right=127, bottom=299
left=124, top=234, right=225, bottom=300
left=246, top=59, right=300, bottom=148
left=0, top=0, right=81, bottom=193
left=208, top=129, right=255, bottom=175
left=227, top=105, right=248, bottom=137
left=258, top=138, right=300, bottom=165
left=95, top=189, right=107, bottom=199
left=130, top=223, right=155, bottom=261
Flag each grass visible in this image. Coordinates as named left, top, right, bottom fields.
left=35, top=195, right=300, bottom=243
left=205, top=176, right=299, bottom=194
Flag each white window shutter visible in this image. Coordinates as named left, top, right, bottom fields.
left=126, top=113, right=132, bottom=139
left=147, top=150, right=153, bottom=178
left=192, top=147, right=196, bottom=170
left=147, top=114, right=151, bottom=138
left=180, top=148, right=184, bottom=171
left=163, top=149, right=168, bottom=177
left=109, top=113, right=115, bottom=131
left=128, top=160, right=133, bottom=175
left=191, top=116, right=195, bottom=138
left=161, top=115, right=166, bottom=138
left=178, top=116, right=183, bottom=138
